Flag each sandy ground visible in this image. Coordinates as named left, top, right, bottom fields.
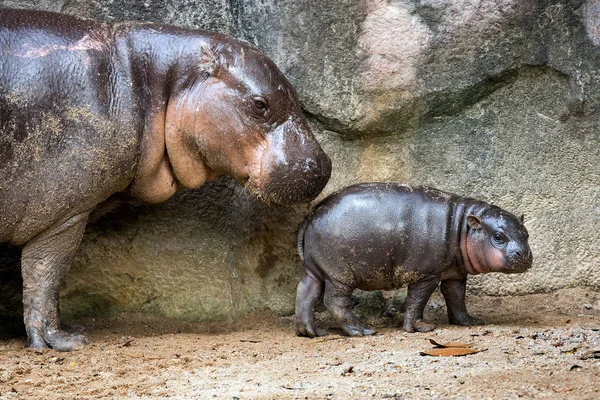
left=0, top=287, right=599, bottom=399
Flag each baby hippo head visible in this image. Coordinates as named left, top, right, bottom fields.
left=465, top=207, right=533, bottom=274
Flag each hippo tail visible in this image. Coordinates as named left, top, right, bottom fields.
left=297, top=217, right=309, bottom=265
left=296, top=216, right=324, bottom=281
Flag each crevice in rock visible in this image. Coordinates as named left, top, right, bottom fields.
left=420, top=67, right=521, bottom=120
left=422, top=64, right=585, bottom=122
left=305, top=64, right=583, bottom=141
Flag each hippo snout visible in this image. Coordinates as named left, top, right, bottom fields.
left=505, top=248, right=533, bottom=274
left=261, top=150, right=332, bottom=205
left=250, top=116, right=332, bottom=205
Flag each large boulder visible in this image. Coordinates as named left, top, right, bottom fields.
left=1, top=0, right=599, bottom=322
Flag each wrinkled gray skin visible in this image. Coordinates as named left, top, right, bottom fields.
left=0, top=9, right=331, bottom=351
left=296, top=183, right=532, bottom=337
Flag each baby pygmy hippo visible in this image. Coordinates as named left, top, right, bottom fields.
left=295, top=183, right=533, bottom=337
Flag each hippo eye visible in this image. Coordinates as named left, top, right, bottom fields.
left=492, top=232, right=508, bottom=246
left=254, top=98, right=267, bottom=110
left=251, top=96, right=269, bottom=117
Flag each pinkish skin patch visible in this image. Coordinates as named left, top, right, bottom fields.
left=13, top=35, right=106, bottom=67
left=462, top=235, right=488, bottom=275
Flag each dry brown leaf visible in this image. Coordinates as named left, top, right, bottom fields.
left=420, top=347, right=482, bottom=357
left=429, top=339, right=473, bottom=348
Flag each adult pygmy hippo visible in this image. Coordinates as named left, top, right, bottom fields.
left=0, top=9, right=331, bottom=351
left=296, top=183, right=532, bottom=337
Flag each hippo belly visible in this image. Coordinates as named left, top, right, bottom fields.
left=0, top=104, right=138, bottom=245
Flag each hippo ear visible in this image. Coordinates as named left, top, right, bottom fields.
left=199, top=43, right=220, bottom=77
left=466, top=215, right=482, bottom=230
left=520, top=214, right=525, bottom=223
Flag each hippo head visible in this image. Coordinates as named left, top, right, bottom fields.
left=464, top=207, right=533, bottom=275
left=164, top=36, right=331, bottom=205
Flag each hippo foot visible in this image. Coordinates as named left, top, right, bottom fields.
left=403, top=319, right=436, bottom=333
left=296, top=324, right=328, bottom=338
left=341, top=324, right=377, bottom=337
left=29, top=328, right=89, bottom=352
left=449, top=314, right=484, bottom=326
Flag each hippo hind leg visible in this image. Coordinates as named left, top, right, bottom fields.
left=21, top=212, right=90, bottom=351
left=403, top=277, right=439, bottom=333
left=295, top=274, right=327, bottom=338
left=323, top=280, right=376, bottom=337
left=440, top=278, right=484, bottom=326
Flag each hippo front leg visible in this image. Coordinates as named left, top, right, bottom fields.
left=403, top=276, right=439, bottom=333
left=440, top=278, right=484, bottom=326
left=21, top=212, right=90, bottom=351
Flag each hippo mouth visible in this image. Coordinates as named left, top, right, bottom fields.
left=243, top=166, right=331, bottom=206
left=501, top=252, right=533, bottom=274
left=237, top=114, right=332, bottom=206
left=240, top=142, right=332, bottom=206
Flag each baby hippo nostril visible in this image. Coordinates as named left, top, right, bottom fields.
left=512, top=247, right=533, bottom=272
left=515, top=248, right=532, bottom=261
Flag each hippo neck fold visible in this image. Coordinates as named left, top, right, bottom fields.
left=118, top=24, right=222, bottom=203
left=451, top=198, right=491, bottom=275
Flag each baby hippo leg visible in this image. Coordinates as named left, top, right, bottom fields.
left=323, top=280, right=375, bottom=336
left=403, top=277, right=439, bottom=333
left=295, top=274, right=327, bottom=337
left=440, top=278, right=484, bottom=326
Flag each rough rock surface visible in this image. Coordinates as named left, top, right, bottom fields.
left=0, top=0, right=599, bottom=322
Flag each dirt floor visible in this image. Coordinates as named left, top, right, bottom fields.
left=0, top=287, right=599, bottom=399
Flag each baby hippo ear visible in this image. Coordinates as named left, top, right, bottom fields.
left=520, top=214, right=525, bottom=223
left=199, top=43, right=220, bottom=77
left=466, top=215, right=482, bottom=230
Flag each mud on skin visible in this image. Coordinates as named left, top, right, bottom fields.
left=0, top=8, right=331, bottom=351
left=295, top=182, right=533, bottom=338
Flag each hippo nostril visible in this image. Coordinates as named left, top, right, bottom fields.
left=259, top=151, right=330, bottom=205
left=299, top=158, right=318, bottom=175
left=303, top=159, right=317, bottom=173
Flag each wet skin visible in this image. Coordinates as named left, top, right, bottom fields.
left=296, top=183, right=532, bottom=338
left=0, top=9, right=331, bottom=351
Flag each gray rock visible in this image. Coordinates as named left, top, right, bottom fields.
left=0, top=0, right=63, bottom=11
left=60, top=0, right=236, bottom=34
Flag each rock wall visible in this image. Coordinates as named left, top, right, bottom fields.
left=1, top=0, right=599, bottom=321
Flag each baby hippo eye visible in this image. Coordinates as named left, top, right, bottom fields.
left=492, top=232, right=507, bottom=245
